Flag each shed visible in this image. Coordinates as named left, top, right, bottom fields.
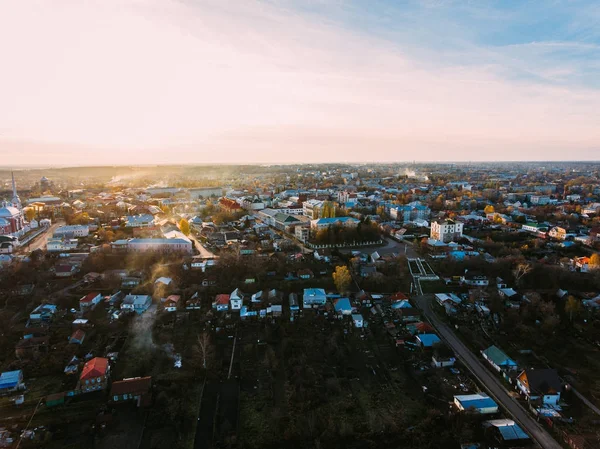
left=46, top=392, right=66, bottom=407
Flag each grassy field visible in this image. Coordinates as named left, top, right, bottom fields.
left=236, top=313, right=454, bottom=449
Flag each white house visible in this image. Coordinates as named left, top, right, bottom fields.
left=430, top=219, right=463, bottom=243
left=352, top=313, right=364, bottom=328
left=230, top=288, right=244, bottom=310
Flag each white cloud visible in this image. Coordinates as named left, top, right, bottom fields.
left=0, top=0, right=598, bottom=164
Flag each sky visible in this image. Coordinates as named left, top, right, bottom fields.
left=1, top=0, right=599, bottom=165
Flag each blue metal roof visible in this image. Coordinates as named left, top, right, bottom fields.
left=0, top=370, right=22, bottom=390
left=334, top=298, right=352, bottom=312
left=417, top=333, right=441, bottom=347
left=456, top=394, right=498, bottom=411
left=498, top=424, right=529, bottom=440
left=316, top=217, right=359, bottom=224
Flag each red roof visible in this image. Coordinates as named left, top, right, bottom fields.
left=215, top=294, right=230, bottom=305
left=70, top=329, right=86, bottom=342
left=80, top=292, right=100, bottom=303
left=415, top=322, right=434, bottom=333
left=219, top=198, right=241, bottom=210
left=80, top=357, right=108, bottom=380
left=165, top=295, right=180, bottom=303
left=390, top=292, right=408, bottom=301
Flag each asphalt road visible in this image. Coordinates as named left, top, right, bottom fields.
left=22, top=221, right=61, bottom=252
left=188, top=232, right=217, bottom=259
left=414, top=294, right=562, bottom=449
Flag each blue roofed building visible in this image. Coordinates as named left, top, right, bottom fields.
left=0, top=370, right=24, bottom=394
left=125, top=214, right=155, bottom=228
left=333, top=298, right=352, bottom=315
left=310, top=217, right=360, bottom=230
left=483, top=419, right=530, bottom=446
left=29, top=303, right=58, bottom=323
left=303, top=288, right=327, bottom=308
left=454, top=394, right=499, bottom=414
left=481, top=345, right=518, bottom=372
left=416, top=333, right=441, bottom=348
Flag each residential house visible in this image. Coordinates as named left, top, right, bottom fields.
left=303, top=288, right=327, bottom=308
left=481, top=346, right=518, bottom=372
left=69, top=329, right=86, bottom=345
left=430, top=219, right=463, bottom=243
left=213, top=294, right=230, bottom=312
left=186, top=292, right=201, bottom=310
left=29, top=304, right=57, bottom=323
left=163, top=295, right=180, bottom=312
left=298, top=268, right=314, bottom=280
left=416, top=333, right=441, bottom=349
left=454, top=394, right=499, bottom=414
left=352, top=313, right=364, bottom=328
left=289, top=293, right=300, bottom=312
left=120, top=294, right=152, bottom=314
left=0, top=370, right=24, bottom=395
left=230, top=289, right=244, bottom=310
left=548, top=226, right=568, bottom=241
left=522, top=222, right=548, bottom=234
left=79, top=357, right=110, bottom=393
left=435, top=293, right=462, bottom=309
left=432, top=344, right=456, bottom=368
left=110, top=376, right=152, bottom=407
left=125, top=214, right=155, bottom=228
left=360, top=265, right=377, bottom=278
left=55, top=264, right=77, bottom=277
left=122, top=276, right=142, bottom=289
left=333, top=298, right=352, bottom=315
left=516, top=368, right=562, bottom=405
left=79, top=292, right=102, bottom=312
left=462, top=272, right=489, bottom=287
left=399, top=307, right=421, bottom=323
left=483, top=419, right=530, bottom=447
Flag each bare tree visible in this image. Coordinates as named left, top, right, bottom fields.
left=194, top=332, right=211, bottom=369
left=513, top=262, right=532, bottom=286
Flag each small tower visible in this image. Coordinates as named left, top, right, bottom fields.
left=11, top=171, right=22, bottom=210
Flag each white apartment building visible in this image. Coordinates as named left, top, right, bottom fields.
left=430, top=219, right=463, bottom=243
left=54, top=225, right=89, bottom=238
left=303, top=199, right=324, bottom=218
left=127, top=238, right=193, bottom=254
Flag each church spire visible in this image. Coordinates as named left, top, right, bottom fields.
left=11, top=170, right=21, bottom=210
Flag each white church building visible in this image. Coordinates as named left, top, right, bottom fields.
left=0, top=172, right=27, bottom=240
